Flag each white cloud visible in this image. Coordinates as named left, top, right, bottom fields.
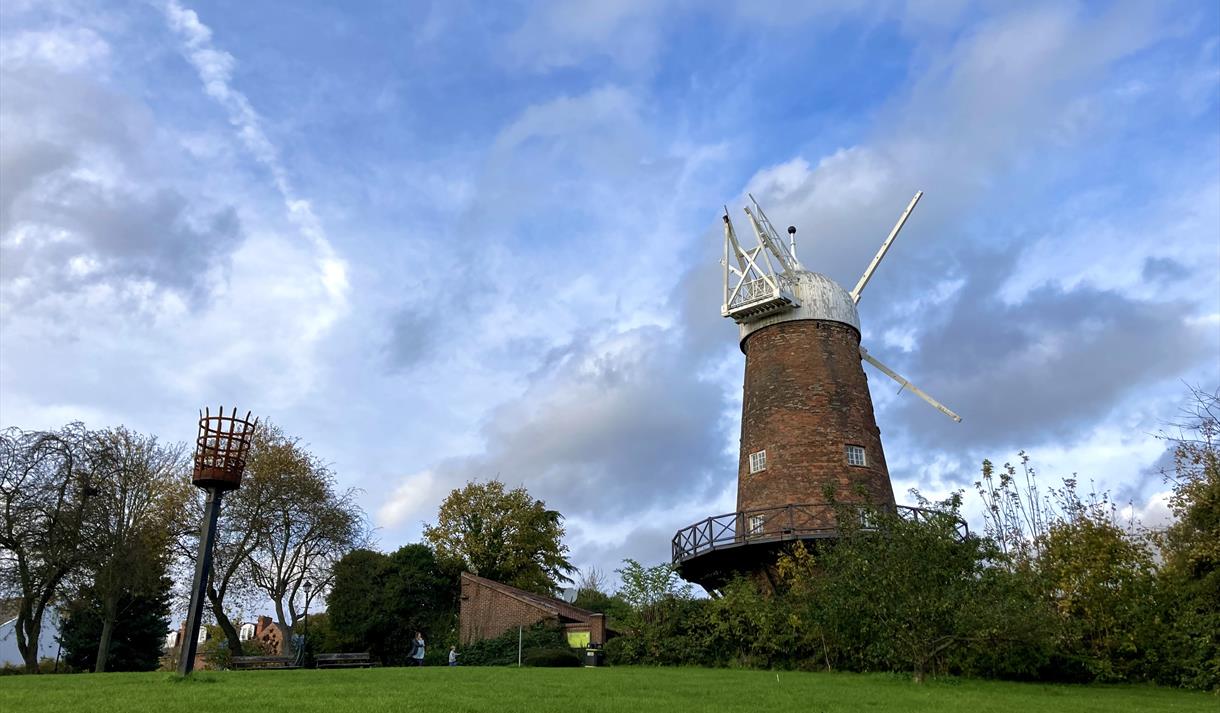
left=1001, top=179, right=1220, bottom=305
left=1121, top=490, right=1175, bottom=530
left=163, top=0, right=349, bottom=311
left=504, top=0, right=673, bottom=72
left=0, top=7, right=358, bottom=439
left=0, top=27, right=110, bottom=72
left=377, top=469, right=450, bottom=531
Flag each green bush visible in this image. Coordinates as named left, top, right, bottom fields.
left=198, top=626, right=233, bottom=670
left=0, top=658, right=68, bottom=675
left=603, top=458, right=1219, bottom=691
left=605, top=605, right=715, bottom=666
left=460, top=622, right=569, bottom=666
left=602, top=636, right=627, bottom=665
left=522, top=647, right=582, bottom=667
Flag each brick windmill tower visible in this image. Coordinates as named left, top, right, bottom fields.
left=673, top=193, right=962, bottom=591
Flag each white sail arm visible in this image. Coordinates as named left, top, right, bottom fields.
left=859, top=346, right=961, bottom=422
left=850, top=191, right=923, bottom=304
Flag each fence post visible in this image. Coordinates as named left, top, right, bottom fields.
left=518, top=625, right=523, bottom=667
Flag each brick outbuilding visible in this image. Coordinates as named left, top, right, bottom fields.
left=459, top=572, right=606, bottom=647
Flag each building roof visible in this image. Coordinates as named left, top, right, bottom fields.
left=737, top=270, right=861, bottom=349
left=460, top=572, right=600, bottom=624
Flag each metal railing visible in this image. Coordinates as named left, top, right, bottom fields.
left=671, top=502, right=969, bottom=564
left=728, top=274, right=800, bottom=311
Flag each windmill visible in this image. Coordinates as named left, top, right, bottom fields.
left=673, top=192, right=964, bottom=591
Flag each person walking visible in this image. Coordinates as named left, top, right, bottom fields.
left=411, top=632, right=426, bottom=667
left=448, top=646, right=459, bottom=667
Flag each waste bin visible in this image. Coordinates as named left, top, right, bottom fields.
left=584, top=645, right=604, bottom=667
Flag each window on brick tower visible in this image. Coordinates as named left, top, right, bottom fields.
left=748, top=514, right=765, bottom=535
left=846, top=444, right=867, bottom=467
left=749, top=449, right=767, bottom=474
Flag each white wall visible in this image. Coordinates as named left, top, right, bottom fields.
left=0, top=610, right=62, bottom=668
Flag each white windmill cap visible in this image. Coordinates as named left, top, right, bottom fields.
left=738, top=270, right=860, bottom=351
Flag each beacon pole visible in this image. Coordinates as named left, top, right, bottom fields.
left=179, top=488, right=223, bottom=675
left=177, top=406, right=257, bottom=676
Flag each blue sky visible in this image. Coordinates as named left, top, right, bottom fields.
left=2, top=0, right=1218, bottom=581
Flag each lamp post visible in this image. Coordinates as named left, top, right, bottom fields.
left=302, top=580, right=312, bottom=666
left=177, top=407, right=257, bottom=676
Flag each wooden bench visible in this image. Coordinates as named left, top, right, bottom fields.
left=315, top=652, right=378, bottom=669
left=231, top=655, right=300, bottom=670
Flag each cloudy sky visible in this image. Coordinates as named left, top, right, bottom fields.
left=2, top=1, right=1217, bottom=579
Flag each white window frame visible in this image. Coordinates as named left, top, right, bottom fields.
left=239, top=623, right=256, bottom=642
left=748, top=449, right=767, bottom=474
left=747, top=515, right=765, bottom=535
left=846, top=444, right=867, bottom=467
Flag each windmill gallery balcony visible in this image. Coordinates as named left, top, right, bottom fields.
left=671, top=503, right=969, bottom=589
left=723, top=275, right=799, bottom=322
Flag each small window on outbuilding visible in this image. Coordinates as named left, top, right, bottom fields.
left=749, top=450, right=767, bottom=474
left=846, top=444, right=867, bottom=467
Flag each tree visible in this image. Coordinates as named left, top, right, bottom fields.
left=706, top=575, right=795, bottom=668
left=424, top=480, right=574, bottom=595
left=974, top=452, right=1052, bottom=565
left=1159, top=387, right=1219, bottom=601
left=58, top=576, right=173, bottom=672
left=326, top=549, right=389, bottom=656
left=812, top=496, right=993, bottom=682
left=576, top=566, right=609, bottom=594
left=0, top=424, right=103, bottom=672
left=571, top=565, right=630, bottom=622
left=241, top=424, right=367, bottom=656
left=572, top=589, right=632, bottom=624
left=608, top=560, right=707, bottom=666
left=615, top=559, right=691, bottom=610
left=84, top=427, right=192, bottom=672
left=382, top=544, right=458, bottom=653
left=1154, top=386, right=1219, bottom=690
left=327, top=544, right=456, bottom=665
left=1035, top=510, right=1156, bottom=681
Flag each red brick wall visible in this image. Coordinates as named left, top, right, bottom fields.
left=459, top=576, right=557, bottom=645
left=737, top=319, right=894, bottom=527
left=588, top=613, right=606, bottom=645
left=254, top=616, right=283, bottom=655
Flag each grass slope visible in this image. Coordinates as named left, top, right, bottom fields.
left=0, top=667, right=1213, bottom=713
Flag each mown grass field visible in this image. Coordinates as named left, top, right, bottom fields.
left=0, top=666, right=1213, bottom=713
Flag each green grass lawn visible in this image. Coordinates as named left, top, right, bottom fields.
left=0, top=666, right=1213, bottom=713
